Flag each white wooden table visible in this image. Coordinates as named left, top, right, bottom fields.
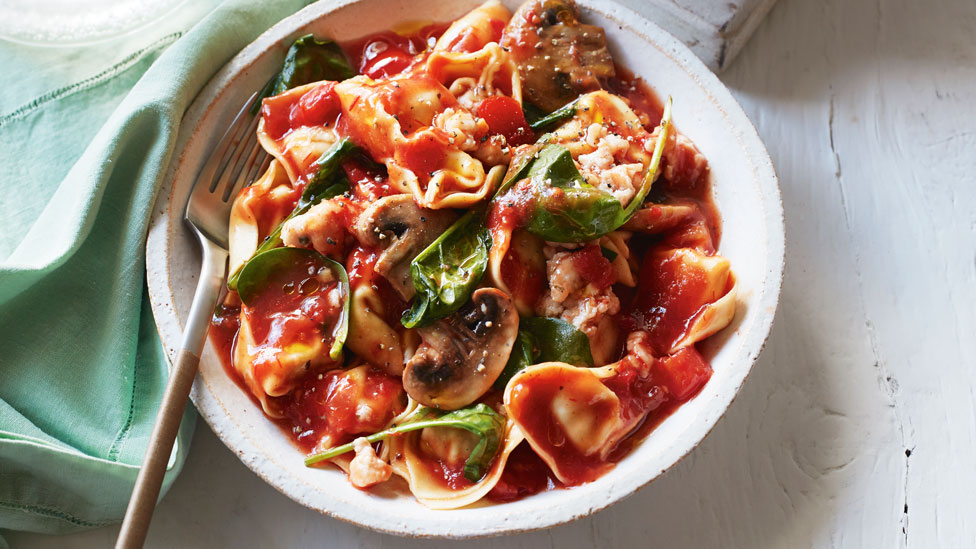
left=8, top=0, right=976, bottom=546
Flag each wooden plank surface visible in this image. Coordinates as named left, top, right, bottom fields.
left=626, top=0, right=779, bottom=71
left=7, top=0, right=976, bottom=546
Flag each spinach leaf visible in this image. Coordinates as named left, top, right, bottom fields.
left=618, top=96, right=673, bottom=222
left=253, top=34, right=356, bottom=112
left=305, top=403, right=505, bottom=482
left=522, top=102, right=548, bottom=127
left=523, top=316, right=594, bottom=367
left=228, top=138, right=357, bottom=290
left=496, top=97, right=673, bottom=243
left=493, top=317, right=594, bottom=389
left=491, top=142, right=542, bottom=200
left=527, top=99, right=577, bottom=131
left=273, top=35, right=356, bottom=95
left=401, top=211, right=492, bottom=328
left=600, top=246, right=618, bottom=262
left=236, top=247, right=350, bottom=360
left=493, top=329, right=538, bottom=390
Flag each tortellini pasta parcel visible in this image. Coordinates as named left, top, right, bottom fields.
left=210, top=0, right=738, bottom=508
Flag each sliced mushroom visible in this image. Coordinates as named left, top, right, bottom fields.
left=501, top=0, right=615, bottom=112
left=352, top=194, right=457, bottom=300
left=403, top=288, right=519, bottom=410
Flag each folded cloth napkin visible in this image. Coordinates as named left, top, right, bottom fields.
left=0, top=0, right=309, bottom=537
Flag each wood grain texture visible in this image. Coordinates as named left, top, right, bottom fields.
left=626, top=0, right=779, bottom=71
left=6, top=0, right=975, bottom=546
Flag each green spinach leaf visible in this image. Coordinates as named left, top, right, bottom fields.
left=527, top=99, right=577, bottom=131
left=273, top=35, right=356, bottom=95
left=401, top=211, right=492, bottom=328
left=600, top=246, right=618, bottom=262
left=493, top=329, right=538, bottom=390
left=228, top=138, right=357, bottom=290
left=494, top=97, right=673, bottom=243
left=237, top=247, right=350, bottom=360
left=305, top=403, right=505, bottom=482
left=493, top=317, right=594, bottom=389
left=523, top=316, right=594, bottom=367
left=253, top=34, right=356, bottom=113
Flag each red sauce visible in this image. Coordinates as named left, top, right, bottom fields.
left=506, top=368, right=618, bottom=485
left=488, top=180, right=545, bottom=310
left=237, top=182, right=301, bottom=240
left=210, top=304, right=241, bottom=370
left=505, top=347, right=710, bottom=490
left=341, top=23, right=450, bottom=80
left=284, top=366, right=406, bottom=453
left=346, top=246, right=408, bottom=325
left=413, top=456, right=474, bottom=491
left=261, top=82, right=341, bottom=140
left=629, top=247, right=715, bottom=356
left=568, top=244, right=615, bottom=289
left=486, top=442, right=557, bottom=502
left=606, top=66, right=665, bottom=129
left=498, top=243, right=544, bottom=310
left=210, top=299, right=404, bottom=455
left=487, top=178, right=537, bottom=232
left=342, top=158, right=394, bottom=202
left=442, top=17, right=506, bottom=53
left=243, top=254, right=340, bottom=352
left=397, top=130, right=450, bottom=179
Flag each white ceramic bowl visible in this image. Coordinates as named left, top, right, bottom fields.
left=146, top=0, right=784, bottom=538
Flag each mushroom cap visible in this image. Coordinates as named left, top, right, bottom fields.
left=403, top=288, right=519, bottom=410
left=352, top=194, right=457, bottom=300
left=502, top=0, right=615, bottom=112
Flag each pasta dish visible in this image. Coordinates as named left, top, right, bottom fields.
left=209, top=0, right=737, bottom=508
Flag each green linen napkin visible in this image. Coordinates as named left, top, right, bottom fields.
left=0, top=0, right=309, bottom=536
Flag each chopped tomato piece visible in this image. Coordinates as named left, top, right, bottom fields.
left=293, top=82, right=340, bottom=128
left=261, top=82, right=340, bottom=140
left=655, top=347, right=711, bottom=401
left=360, top=35, right=414, bottom=78
left=570, top=245, right=616, bottom=289
left=477, top=96, right=534, bottom=146
left=397, top=131, right=449, bottom=179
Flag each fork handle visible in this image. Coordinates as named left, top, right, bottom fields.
left=117, top=235, right=227, bottom=549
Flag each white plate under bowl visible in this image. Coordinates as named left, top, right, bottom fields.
left=146, top=0, right=784, bottom=538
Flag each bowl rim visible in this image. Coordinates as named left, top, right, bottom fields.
left=146, top=0, right=784, bottom=538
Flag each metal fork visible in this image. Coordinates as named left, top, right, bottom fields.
left=117, top=92, right=270, bottom=549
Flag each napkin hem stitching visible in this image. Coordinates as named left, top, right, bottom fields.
left=0, top=32, right=182, bottom=129
left=107, top=356, right=140, bottom=462
left=0, top=501, right=114, bottom=529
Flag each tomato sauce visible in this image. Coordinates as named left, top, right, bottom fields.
left=346, top=246, right=408, bottom=326
left=246, top=187, right=301, bottom=241
left=486, top=442, right=557, bottom=502
left=506, top=368, right=618, bottom=485
left=341, top=23, right=450, bottom=80
left=342, top=158, right=394, bottom=202
left=211, top=301, right=405, bottom=454
left=243, top=255, right=340, bottom=347
left=498, top=245, right=544, bottom=310
left=284, top=366, right=406, bottom=453
left=261, top=81, right=343, bottom=140
left=416, top=453, right=478, bottom=492
left=568, top=245, right=615, bottom=289
left=397, top=130, right=450, bottom=179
